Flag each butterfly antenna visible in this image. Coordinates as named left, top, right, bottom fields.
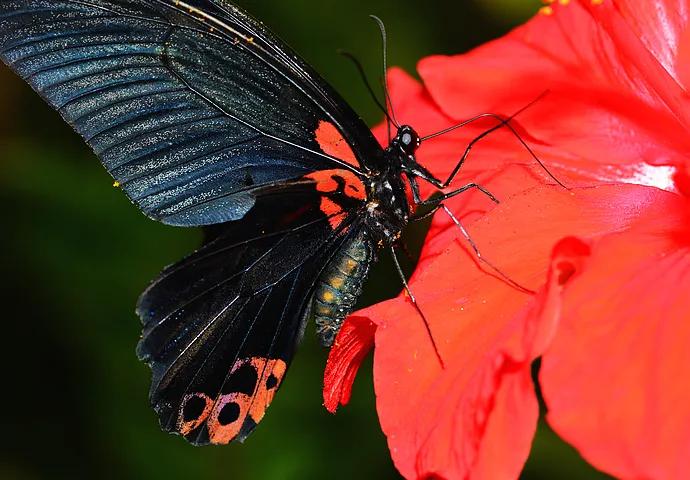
left=370, top=15, right=400, bottom=130
left=338, top=49, right=396, bottom=138
left=421, top=91, right=548, bottom=142
left=421, top=91, right=567, bottom=189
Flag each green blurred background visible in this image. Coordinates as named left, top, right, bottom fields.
left=0, top=1, right=612, bottom=479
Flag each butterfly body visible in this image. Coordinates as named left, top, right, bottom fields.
left=313, top=229, right=375, bottom=346
left=311, top=123, right=416, bottom=345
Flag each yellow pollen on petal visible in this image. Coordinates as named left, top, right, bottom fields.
left=591, top=0, right=603, bottom=4
left=559, top=0, right=570, bottom=5
left=539, top=6, right=554, bottom=15
left=112, top=181, right=120, bottom=188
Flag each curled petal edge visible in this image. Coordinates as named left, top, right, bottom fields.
left=323, top=316, right=377, bottom=413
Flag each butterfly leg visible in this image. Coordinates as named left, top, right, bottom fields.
left=407, top=176, right=533, bottom=292
left=420, top=183, right=498, bottom=206
left=408, top=173, right=499, bottom=208
left=417, top=93, right=567, bottom=189
left=390, top=246, right=445, bottom=369
left=437, top=204, right=534, bottom=294
left=407, top=177, right=494, bottom=223
left=434, top=113, right=564, bottom=189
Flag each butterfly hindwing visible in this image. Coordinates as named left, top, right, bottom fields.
left=0, top=0, right=383, bottom=226
left=136, top=181, right=364, bottom=444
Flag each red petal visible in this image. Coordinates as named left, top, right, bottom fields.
left=592, top=1, right=688, bottom=89
left=470, top=362, right=538, bottom=480
left=540, top=195, right=690, bottom=479
left=358, top=184, right=676, bottom=479
left=674, top=161, right=690, bottom=197
left=578, top=0, right=690, bottom=126
left=529, top=236, right=593, bottom=356
left=323, top=316, right=376, bottom=413
left=418, top=2, right=685, bottom=187
left=365, top=296, right=541, bottom=480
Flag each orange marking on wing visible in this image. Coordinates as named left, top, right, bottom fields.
left=320, top=197, right=342, bottom=217
left=306, top=170, right=339, bottom=193
left=207, top=392, right=250, bottom=444
left=327, top=211, right=347, bottom=230
left=248, top=358, right=287, bottom=424
left=178, top=393, right=213, bottom=436
left=346, top=183, right=364, bottom=200
left=315, top=121, right=358, bottom=167
left=305, top=169, right=366, bottom=200
left=302, top=170, right=366, bottom=229
left=206, top=357, right=287, bottom=444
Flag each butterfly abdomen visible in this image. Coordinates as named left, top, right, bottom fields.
left=313, top=230, right=376, bottom=346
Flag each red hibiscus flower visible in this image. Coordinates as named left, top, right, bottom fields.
left=323, top=1, right=690, bottom=479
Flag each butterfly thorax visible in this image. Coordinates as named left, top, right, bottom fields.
left=312, top=127, right=418, bottom=346
left=359, top=124, right=424, bottom=246
left=362, top=169, right=410, bottom=246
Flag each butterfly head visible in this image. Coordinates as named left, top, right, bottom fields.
left=392, top=125, right=421, bottom=156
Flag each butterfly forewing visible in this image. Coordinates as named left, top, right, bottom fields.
left=0, top=0, right=381, bottom=226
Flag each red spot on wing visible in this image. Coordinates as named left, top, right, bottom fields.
left=319, top=198, right=347, bottom=229
left=305, top=169, right=366, bottom=200
left=315, top=121, right=359, bottom=167
left=279, top=203, right=313, bottom=227
left=320, top=197, right=343, bottom=217
left=302, top=169, right=366, bottom=230
left=328, top=212, right=348, bottom=230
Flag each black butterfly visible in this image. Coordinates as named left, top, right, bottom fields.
left=0, top=0, right=544, bottom=445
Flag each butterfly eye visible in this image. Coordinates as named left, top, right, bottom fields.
left=402, top=132, right=413, bottom=145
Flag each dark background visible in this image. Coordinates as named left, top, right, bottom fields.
left=0, top=1, right=611, bottom=478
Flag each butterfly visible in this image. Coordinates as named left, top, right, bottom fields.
left=0, top=0, right=547, bottom=445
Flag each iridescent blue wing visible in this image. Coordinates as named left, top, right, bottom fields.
left=0, top=0, right=383, bottom=226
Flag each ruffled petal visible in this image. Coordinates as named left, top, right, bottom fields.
left=540, top=194, right=690, bottom=479
left=323, top=316, right=377, bottom=413
left=418, top=2, right=686, bottom=186
left=591, top=1, right=688, bottom=88
left=358, top=184, right=674, bottom=479
left=578, top=0, right=690, bottom=126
